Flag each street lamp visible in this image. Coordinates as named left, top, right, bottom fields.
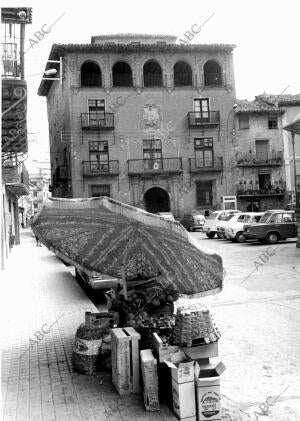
left=27, top=68, right=58, bottom=78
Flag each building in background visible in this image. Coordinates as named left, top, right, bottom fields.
left=234, top=97, right=286, bottom=211
left=233, top=94, right=300, bottom=211
left=38, top=34, right=237, bottom=216
left=1, top=7, right=32, bottom=268
left=30, top=173, right=50, bottom=214
left=258, top=94, right=300, bottom=204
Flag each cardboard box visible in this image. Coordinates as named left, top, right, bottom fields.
left=166, top=360, right=196, bottom=420
left=152, top=332, right=179, bottom=363
left=140, top=349, right=160, bottom=411
left=111, top=327, right=140, bottom=395
left=182, top=341, right=218, bottom=360
left=195, top=361, right=226, bottom=421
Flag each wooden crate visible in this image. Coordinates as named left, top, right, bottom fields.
left=140, top=349, right=160, bottom=411
left=111, top=327, right=140, bottom=395
left=152, top=332, right=179, bottom=363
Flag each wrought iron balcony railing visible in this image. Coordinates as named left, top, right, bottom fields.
left=128, top=158, right=182, bottom=175
left=237, top=186, right=285, bottom=197
left=81, top=113, right=114, bottom=130
left=188, top=111, right=220, bottom=128
left=236, top=151, right=283, bottom=166
left=82, top=160, right=119, bottom=176
left=189, top=157, right=223, bottom=172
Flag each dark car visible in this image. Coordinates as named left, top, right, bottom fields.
left=180, top=213, right=206, bottom=231
left=243, top=210, right=297, bottom=244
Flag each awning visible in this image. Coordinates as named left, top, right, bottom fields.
left=283, top=112, right=300, bottom=134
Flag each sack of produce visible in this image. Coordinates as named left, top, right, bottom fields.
left=72, top=312, right=110, bottom=375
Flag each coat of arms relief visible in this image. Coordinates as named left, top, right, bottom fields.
left=141, top=104, right=161, bottom=129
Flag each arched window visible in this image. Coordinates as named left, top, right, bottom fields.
left=204, top=60, right=222, bottom=86
left=174, top=61, right=193, bottom=86
left=81, top=61, right=102, bottom=87
left=143, top=60, right=163, bottom=87
left=112, top=61, right=133, bottom=87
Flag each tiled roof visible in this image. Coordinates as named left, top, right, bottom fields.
left=256, top=93, right=300, bottom=106
left=235, top=99, right=283, bottom=114
left=44, top=42, right=236, bottom=54
left=91, top=33, right=177, bottom=41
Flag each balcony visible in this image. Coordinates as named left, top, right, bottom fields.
left=189, top=157, right=223, bottom=172
left=82, top=160, right=119, bottom=176
left=237, top=186, right=285, bottom=198
left=236, top=152, right=283, bottom=167
left=81, top=113, right=114, bottom=130
left=2, top=163, right=30, bottom=196
left=187, top=111, right=220, bottom=128
left=128, top=158, right=182, bottom=176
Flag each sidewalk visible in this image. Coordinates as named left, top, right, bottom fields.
left=1, top=230, right=175, bottom=421
left=1, top=229, right=300, bottom=420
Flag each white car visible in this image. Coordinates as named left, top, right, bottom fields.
left=215, top=213, right=238, bottom=239
left=225, top=212, right=263, bottom=242
left=203, top=210, right=241, bottom=239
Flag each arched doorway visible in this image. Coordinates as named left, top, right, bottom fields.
left=143, top=187, right=170, bottom=213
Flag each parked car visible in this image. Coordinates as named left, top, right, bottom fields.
left=243, top=210, right=297, bottom=244
left=75, top=267, right=121, bottom=290
left=225, top=212, right=263, bottom=242
left=203, top=210, right=241, bottom=238
left=215, top=213, right=237, bottom=239
left=180, top=212, right=206, bottom=231
left=156, top=212, right=176, bottom=221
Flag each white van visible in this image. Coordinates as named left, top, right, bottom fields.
left=203, top=210, right=241, bottom=239
left=225, top=212, right=263, bottom=242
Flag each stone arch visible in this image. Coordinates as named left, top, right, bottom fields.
left=80, top=60, right=102, bottom=86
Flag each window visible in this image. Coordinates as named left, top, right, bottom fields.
left=237, top=215, right=251, bottom=223
left=8, top=199, right=11, bottom=212
left=112, top=61, right=133, bottom=87
left=239, top=115, right=249, bottom=129
left=196, top=181, right=213, bottom=206
left=269, top=213, right=282, bottom=223
left=89, top=141, right=109, bottom=172
left=203, top=60, right=222, bottom=86
left=143, top=139, right=162, bottom=169
left=282, top=213, right=293, bottom=223
left=268, top=116, right=278, bottom=129
left=81, top=61, right=102, bottom=86
left=256, top=140, right=269, bottom=161
left=194, top=98, right=210, bottom=121
left=258, top=172, right=271, bottom=191
left=143, top=60, right=163, bottom=87
left=88, top=99, right=105, bottom=126
left=174, top=61, right=192, bottom=86
left=90, top=185, right=110, bottom=197
left=194, top=138, right=213, bottom=167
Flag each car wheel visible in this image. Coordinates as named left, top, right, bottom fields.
left=235, top=232, right=246, bottom=243
left=266, top=232, right=279, bottom=245
left=217, top=233, right=224, bottom=239
left=188, top=226, right=194, bottom=232
left=206, top=232, right=215, bottom=239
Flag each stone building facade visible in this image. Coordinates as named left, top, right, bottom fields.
left=234, top=98, right=287, bottom=211
left=38, top=34, right=236, bottom=217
